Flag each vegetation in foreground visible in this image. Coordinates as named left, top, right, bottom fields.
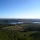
left=0, top=24, right=40, bottom=40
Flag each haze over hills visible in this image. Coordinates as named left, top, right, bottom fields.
left=0, top=19, right=40, bottom=23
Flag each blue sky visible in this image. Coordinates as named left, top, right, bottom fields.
left=0, top=0, right=40, bottom=19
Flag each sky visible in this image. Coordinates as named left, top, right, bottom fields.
left=0, top=0, right=40, bottom=19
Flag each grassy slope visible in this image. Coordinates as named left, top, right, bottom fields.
left=0, top=29, right=37, bottom=40
left=0, top=24, right=40, bottom=40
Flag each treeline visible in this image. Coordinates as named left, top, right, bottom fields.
left=0, top=23, right=40, bottom=31
left=24, top=24, right=40, bottom=31
left=0, top=24, right=15, bottom=28
left=0, top=19, right=40, bottom=23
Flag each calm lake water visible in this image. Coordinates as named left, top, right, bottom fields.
left=0, top=22, right=40, bottom=24
left=10, top=22, right=40, bottom=24
left=32, top=22, right=40, bottom=24
left=9, top=22, right=23, bottom=24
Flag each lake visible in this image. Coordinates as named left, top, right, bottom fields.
left=32, top=22, right=40, bottom=24
left=8, top=22, right=24, bottom=24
